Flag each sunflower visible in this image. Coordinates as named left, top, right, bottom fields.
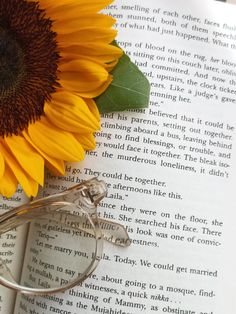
left=0, top=0, right=122, bottom=198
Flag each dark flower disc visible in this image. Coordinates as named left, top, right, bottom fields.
left=0, top=0, right=59, bottom=136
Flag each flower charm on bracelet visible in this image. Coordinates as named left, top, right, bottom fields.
left=0, top=0, right=150, bottom=198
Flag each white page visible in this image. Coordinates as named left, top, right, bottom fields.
left=0, top=188, right=29, bottom=314
left=15, top=0, right=236, bottom=313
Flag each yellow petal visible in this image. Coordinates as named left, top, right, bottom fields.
left=45, top=92, right=100, bottom=133
left=0, top=163, right=18, bottom=198
left=74, top=133, right=96, bottom=151
left=39, top=0, right=113, bottom=18
left=45, top=160, right=65, bottom=176
left=54, top=14, right=115, bottom=34
left=75, top=75, right=113, bottom=98
left=5, top=135, right=44, bottom=186
left=57, top=28, right=117, bottom=46
left=0, top=151, right=5, bottom=180
left=0, top=141, right=38, bottom=197
left=105, top=59, right=119, bottom=72
left=59, top=59, right=111, bottom=97
left=28, top=117, right=85, bottom=162
left=84, top=98, right=100, bottom=123
left=60, top=43, right=123, bottom=64
left=23, top=131, right=65, bottom=176
left=30, top=180, right=39, bottom=197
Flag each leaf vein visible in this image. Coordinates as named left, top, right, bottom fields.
left=111, top=83, right=149, bottom=97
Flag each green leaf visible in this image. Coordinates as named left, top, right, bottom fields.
left=96, top=52, right=150, bottom=113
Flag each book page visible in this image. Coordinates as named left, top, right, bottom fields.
left=0, top=189, right=29, bottom=314
left=15, top=0, right=236, bottom=313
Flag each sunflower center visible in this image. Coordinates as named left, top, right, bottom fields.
left=0, top=27, right=25, bottom=92
left=0, top=0, right=60, bottom=136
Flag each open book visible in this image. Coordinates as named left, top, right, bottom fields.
left=1, top=0, right=236, bottom=313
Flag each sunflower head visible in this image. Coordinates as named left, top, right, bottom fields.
left=0, top=0, right=60, bottom=136
left=0, top=0, right=122, bottom=197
